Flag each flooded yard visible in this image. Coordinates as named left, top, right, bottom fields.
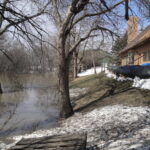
left=0, top=73, right=60, bottom=137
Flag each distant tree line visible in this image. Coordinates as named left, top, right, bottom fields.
left=0, top=34, right=56, bottom=73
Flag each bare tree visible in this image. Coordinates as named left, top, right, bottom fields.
left=0, top=0, right=50, bottom=93
left=0, top=0, right=50, bottom=56
left=47, top=0, right=128, bottom=118
left=30, top=38, right=56, bottom=73
left=0, top=0, right=148, bottom=118
left=0, top=0, right=49, bottom=34
left=54, top=0, right=149, bottom=118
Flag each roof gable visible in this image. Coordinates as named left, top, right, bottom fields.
left=120, top=25, right=150, bottom=54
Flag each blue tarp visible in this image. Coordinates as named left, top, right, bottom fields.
left=141, top=63, right=150, bottom=66
left=110, top=65, right=150, bottom=79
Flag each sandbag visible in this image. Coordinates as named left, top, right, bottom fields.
left=110, top=65, right=150, bottom=79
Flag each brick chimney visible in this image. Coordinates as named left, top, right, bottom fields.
left=128, top=16, right=139, bottom=43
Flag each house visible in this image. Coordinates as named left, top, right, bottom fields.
left=120, top=16, right=150, bottom=66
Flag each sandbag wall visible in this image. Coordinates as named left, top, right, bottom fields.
left=109, top=65, right=150, bottom=79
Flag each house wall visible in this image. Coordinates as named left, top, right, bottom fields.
left=134, top=42, right=150, bottom=65
left=121, top=41, right=150, bottom=66
left=121, top=53, right=128, bottom=66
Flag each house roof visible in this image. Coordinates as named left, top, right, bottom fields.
left=120, top=25, right=150, bottom=54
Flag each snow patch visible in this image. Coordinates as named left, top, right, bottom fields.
left=1, top=105, right=150, bottom=150
left=78, top=67, right=105, bottom=77
left=105, top=69, right=150, bottom=90
left=105, top=69, right=116, bottom=79
left=70, top=88, right=88, bottom=99
left=133, top=77, right=150, bottom=90
left=78, top=66, right=150, bottom=90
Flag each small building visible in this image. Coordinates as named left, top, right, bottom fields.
left=120, top=16, right=150, bottom=66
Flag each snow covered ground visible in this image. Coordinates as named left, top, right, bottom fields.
left=1, top=105, right=150, bottom=150
left=78, top=66, right=150, bottom=90
left=78, top=67, right=105, bottom=77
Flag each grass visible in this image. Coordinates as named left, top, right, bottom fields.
left=70, top=73, right=150, bottom=112
left=70, top=74, right=100, bottom=89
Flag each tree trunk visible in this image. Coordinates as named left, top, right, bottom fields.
left=92, top=51, right=97, bottom=74
left=58, top=55, right=74, bottom=118
left=0, top=83, right=2, bottom=94
left=92, top=57, right=97, bottom=74
left=73, top=51, right=78, bottom=79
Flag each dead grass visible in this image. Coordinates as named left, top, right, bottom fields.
left=70, top=73, right=150, bottom=112
left=70, top=74, right=100, bottom=89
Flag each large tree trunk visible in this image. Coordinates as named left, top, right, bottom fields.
left=58, top=54, right=74, bottom=118
left=73, top=51, right=78, bottom=79
left=0, top=83, right=2, bottom=94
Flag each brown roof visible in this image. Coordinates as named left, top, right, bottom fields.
left=120, top=25, right=150, bottom=54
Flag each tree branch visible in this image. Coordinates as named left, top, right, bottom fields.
left=68, top=25, right=118, bottom=57
left=72, top=0, right=125, bottom=27
left=0, top=1, right=50, bottom=35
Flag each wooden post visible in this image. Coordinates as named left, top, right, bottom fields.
left=0, top=83, right=2, bottom=94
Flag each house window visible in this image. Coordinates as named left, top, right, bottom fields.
left=143, top=51, right=150, bottom=61
left=127, top=52, right=134, bottom=64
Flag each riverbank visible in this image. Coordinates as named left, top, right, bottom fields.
left=70, top=73, right=150, bottom=112
left=2, top=105, right=150, bottom=150
left=1, top=72, right=150, bottom=150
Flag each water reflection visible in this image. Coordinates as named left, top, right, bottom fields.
left=0, top=87, right=59, bottom=137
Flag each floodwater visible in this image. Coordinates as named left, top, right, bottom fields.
left=0, top=73, right=60, bottom=137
